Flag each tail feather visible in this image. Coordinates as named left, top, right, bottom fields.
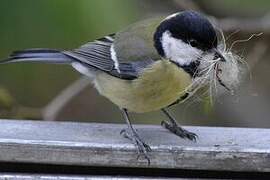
left=0, top=49, right=72, bottom=64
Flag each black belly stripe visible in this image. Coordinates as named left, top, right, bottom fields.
left=167, top=92, right=190, bottom=107
left=180, top=92, right=189, bottom=100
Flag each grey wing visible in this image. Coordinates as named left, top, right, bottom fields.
left=64, top=34, right=154, bottom=80
left=64, top=35, right=115, bottom=72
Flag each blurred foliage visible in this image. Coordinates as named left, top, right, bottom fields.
left=0, top=87, right=14, bottom=110
left=200, top=0, right=270, bottom=16
left=0, top=87, right=41, bottom=119
left=0, top=0, right=138, bottom=106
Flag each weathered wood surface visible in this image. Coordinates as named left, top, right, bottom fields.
left=0, top=174, right=181, bottom=180
left=0, top=119, right=269, bottom=172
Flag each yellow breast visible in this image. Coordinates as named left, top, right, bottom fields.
left=94, top=60, right=191, bottom=113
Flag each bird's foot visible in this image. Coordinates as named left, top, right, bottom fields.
left=120, top=128, right=152, bottom=165
left=161, top=120, right=198, bottom=142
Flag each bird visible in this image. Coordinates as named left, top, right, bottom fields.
left=1, top=10, right=228, bottom=164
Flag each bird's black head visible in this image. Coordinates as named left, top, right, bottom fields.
left=154, top=11, right=218, bottom=56
left=154, top=11, right=220, bottom=76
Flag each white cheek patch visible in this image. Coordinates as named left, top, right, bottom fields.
left=162, top=31, right=203, bottom=66
left=110, top=44, right=120, bottom=73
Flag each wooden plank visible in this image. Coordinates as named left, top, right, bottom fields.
left=0, top=174, right=183, bottom=180
left=0, top=119, right=269, bottom=172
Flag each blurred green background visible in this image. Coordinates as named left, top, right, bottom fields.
left=0, top=0, right=270, bottom=128
left=0, top=0, right=139, bottom=105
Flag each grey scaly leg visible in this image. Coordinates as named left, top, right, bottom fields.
left=161, top=108, right=197, bottom=141
left=120, top=109, right=151, bottom=164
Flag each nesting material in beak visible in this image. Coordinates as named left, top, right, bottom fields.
left=213, top=49, right=226, bottom=62
left=184, top=47, right=244, bottom=104
left=215, top=51, right=244, bottom=95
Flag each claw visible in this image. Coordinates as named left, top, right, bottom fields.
left=161, top=120, right=198, bottom=142
left=121, top=129, right=152, bottom=165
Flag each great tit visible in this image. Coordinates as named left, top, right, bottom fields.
left=1, top=10, right=229, bottom=163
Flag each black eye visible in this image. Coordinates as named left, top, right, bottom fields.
left=189, top=39, right=199, bottom=47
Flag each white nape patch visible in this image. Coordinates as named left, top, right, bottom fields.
left=110, top=44, right=120, bottom=73
left=105, top=36, right=114, bottom=41
left=95, top=40, right=111, bottom=46
left=72, top=62, right=95, bottom=78
left=164, top=12, right=179, bottom=21
left=161, top=31, right=203, bottom=66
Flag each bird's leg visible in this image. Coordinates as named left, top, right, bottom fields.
left=161, top=108, right=197, bottom=141
left=120, top=109, right=152, bottom=164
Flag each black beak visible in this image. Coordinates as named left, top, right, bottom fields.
left=213, top=49, right=226, bottom=62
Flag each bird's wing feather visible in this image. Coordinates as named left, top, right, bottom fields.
left=64, top=35, right=116, bottom=72
left=64, top=17, right=165, bottom=79
left=64, top=34, right=155, bottom=80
